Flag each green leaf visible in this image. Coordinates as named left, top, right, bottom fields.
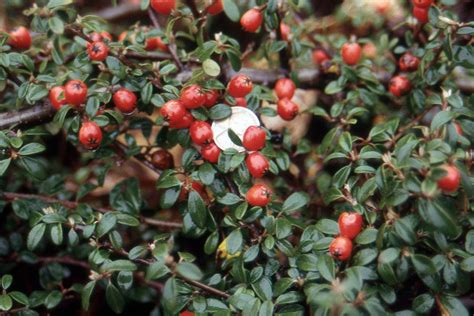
left=418, top=199, right=461, bottom=238
left=18, top=143, right=45, bottom=156
left=102, top=260, right=137, bottom=272
left=217, top=193, right=241, bottom=205
left=0, top=159, right=11, bottom=176
left=188, top=190, right=207, bottom=228
left=0, top=294, right=12, bottom=311
left=413, top=293, right=434, bottom=314
left=223, top=0, right=240, bottom=22
left=176, top=262, right=203, bottom=281
left=9, top=291, right=28, bottom=306
left=209, top=104, right=232, bottom=120
left=411, top=254, right=437, bottom=276
left=460, top=256, right=474, bottom=272
left=48, top=16, right=64, bottom=34
left=282, top=192, right=309, bottom=213
left=96, top=213, right=117, bottom=238
left=27, top=223, right=46, bottom=250
left=317, top=255, right=335, bottom=281
left=106, top=283, right=124, bottom=314
left=1, top=275, right=12, bottom=290
left=226, top=229, right=243, bottom=255
left=430, top=110, right=455, bottom=131
left=146, top=261, right=170, bottom=280
left=203, top=59, right=221, bottom=77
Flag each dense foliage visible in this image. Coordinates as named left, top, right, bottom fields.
left=0, top=0, right=473, bottom=315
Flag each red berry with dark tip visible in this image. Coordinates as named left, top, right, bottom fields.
left=79, top=121, right=103, bottom=150
left=49, top=86, right=67, bottom=110
left=437, top=165, right=461, bottom=193
left=277, top=98, right=299, bottom=121
left=389, top=75, right=411, bottom=97
left=160, top=100, right=187, bottom=125
left=338, top=212, right=363, bottom=240
left=228, top=75, right=253, bottom=98
left=87, top=41, right=109, bottom=62
left=64, top=80, right=88, bottom=106
left=275, top=78, right=296, bottom=100
left=243, top=126, right=266, bottom=151
left=240, top=8, right=263, bottom=33
left=181, top=85, right=206, bottom=109
left=341, top=42, right=362, bottom=66
left=190, top=121, right=213, bottom=145
left=399, top=52, right=420, bottom=72
left=329, top=236, right=352, bottom=261
left=113, top=88, right=137, bottom=114
left=151, top=0, right=175, bottom=15
left=246, top=152, right=269, bottom=178
left=201, top=142, right=221, bottom=163
left=246, top=183, right=272, bottom=207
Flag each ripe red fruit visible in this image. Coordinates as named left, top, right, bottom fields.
left=90, top=31, right=113, bottom=42
left=201, top=142, right=221, bottom=163
left=246, top=152, right=269, bottom=178
left=160, top=100, right=187, bottom=125
left=399, top=52, right=420, bottom=72
left=118, top=31, right=128, bottom=42
left=413, top=6, right=429, bottom=23
left=246, top=183, right=272, bottom=207
left=275, top=78, right=296, bottom=100
left=64, top=80, right=88, bottom=106
left=228, top=75, right=253, bottom=98
left=151, top=149, right=174, bottom=170
left=234, top=97, right=247, bottom=107
left=151, top=0, right=175, bottom=15
left=180, top=85, right=206, bottom=109
left=49, top=86, right=67, bottom=110
left=280, top=22, right=291, bottom=41
left=412, top=0, right=433, bottom=8
left=374, top=0, right=391, bottom=13
left=454, top=122, right=463, bottom=136
left=179, top=312, right=194, bottom=316
left=389, top=75, right=411, bottom=97
left=207, top=0, right=224, bottom=15
left=362, top=42, right=377, bottom=59
left=172, top=111, right=194, bottom=129
left=312, top=49, right=330, bottom=65
left=8, top=26, right=31, bottom=50
left=145, top=37, right=168, bottom=52
left=240, top=8, right=263, bottom=33
left=87, top=41, right=109, bottom=62
left=243, top=126, right=266, bottom=151
left=79, top=121, right=103, bottom=150
left=113, top=88, right=137, bottom=114
left=277, top=98, right=299, bottom=121
left=204, top=90, right=219, bottom=108
left=338, top=212, right=363, bottom=240
left=329, top=236, right=352, bottom=261
left=437, top=165, right=461, bottom=193
left=179, top=180, right=206, bottom=201
left=190, top=121, right=213, bottom=145
left=341, top=42, right=362, bottom=66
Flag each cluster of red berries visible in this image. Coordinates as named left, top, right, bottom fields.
left=274, top=78, right=299, bottom=121
left=388, top=52, right=420, bottom=97
left=6, top=26, right=31, bottom=50
left=49, top=80, right=137, bottom=150
left=151, top=0, right=224, bottom=16
left=329, top=212, right=363, bottom=261
left=412, top=0, right=433, bottom=24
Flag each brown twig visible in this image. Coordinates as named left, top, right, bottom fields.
left=96, top=3, right=143, bottom=21
left=177, top=275, right=230, bottom=299
left=0, top=101, right=55, bottom=130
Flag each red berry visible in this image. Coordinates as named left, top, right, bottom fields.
left=151, top=149, right=174, bottom=170
left=240, top=8, right=263, bottom=33
left=208, top=0, right=224, bottom=15
left=49, top=86, right=67, bottom=110
left=179, top=312, right=195, bottom=316
left=113, top=88, right=137, bottom=114
left=243, top=126, right=266, bottom=151
left=101, top=31, right=113, bottom=42
left=277, top=98, right=299, bottom=121
left=246, top=183, right=272, bottom=207
left=87, top=41, right=109, bottom=62
left=413, top=6, right=429, bottom=23
left=338, top=212, right=363, bottom=240
left=389, top=75, right=411, bottom=97
left=64, top=80, right=88, bottom=106
left=118, top=31, right=128, bottom=42
left=341, top=42, right=362, bottom=66
left=228, top=75, right=253, bottom=98
left=204, top=90, right=220, bottom=108
left=246, top=152, right=269, bottom=178
left=145, top=37, right=168, bottom=52
left=151, top=0, right=175, bottom=15
left=280, top=22, right=291, bottom=41
left=90, top=31, right=113, bottom=42
left=234, top=97, right=247, bottom=107
left=275, top=78, right=296, bottom=100
left=454, top=122, right=463, bottom=136
left=190, top=121, right=213, bottom=145
left=312, top=49, right=330, bottom=65
left=399, top=52, right=420, bottom=72
left=160, top=100, right=187, bottom=125
left=329, top=236, right=352, bottom=261
left=362, top=42, right=377, bottom=59
left=201, top=142, right=221, bottom=163
left=180, top=85, right=206, bottom=109
left=412, top=0, right=433, bottom=8
left=8, top=26, right=31, bottom=50
left=179, top=180, right=206, bottom=201
left=172, top=111, right=194, bottom=129
left=437, top=165, right=461, bottom=193
left=79, top=121, right=103, bottom=150
left=374, top=0, right=391, bottom=13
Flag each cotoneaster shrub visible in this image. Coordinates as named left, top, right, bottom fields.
left=0, top=0, right=473, bottom=315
